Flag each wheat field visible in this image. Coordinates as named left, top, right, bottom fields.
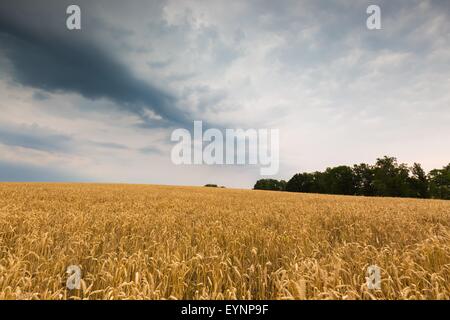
left=0, top=183, right=449, bottom=300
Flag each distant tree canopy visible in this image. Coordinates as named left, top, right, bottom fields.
left=429, top=164, right=450, bottom=199
left=254, top=156, right=450, bottom=200
left=253, top=179, right=286, bottom=191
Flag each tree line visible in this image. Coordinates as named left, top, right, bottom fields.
left=254, top=156, right=450, bottom=200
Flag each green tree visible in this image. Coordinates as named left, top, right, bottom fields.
left=429, top=164, right=450, bottom=199
left=310, top=171, right=327, bottom=193
left=353, top=163, right=375, bottom=196
left=204, top=184, right=218, bottom=187
left=322, top=166, right=356, bottom=195
left=286, top=173, right=315, bottom=192
left=278, top=157, right=449, bottom=200
left=408, top=163, right=429, bottom=198
left=254, top=179, right=286, bottom=191
left=373, top=156, right=411, bottom=197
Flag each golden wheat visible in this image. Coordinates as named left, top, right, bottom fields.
left=0, top=183, right=449, bottom=300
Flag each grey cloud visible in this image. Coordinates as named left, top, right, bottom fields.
left=32, top=91, right=51, bottom=101
left=90, top=141, right=129, bottom=150
left=0, top=160, right=85, bottom=182
left=261, top=0, right=450, bottom=71
left=181, top=85, right=228, bottom=113
left=0, top=123, right=130, bottom=153
left=0, top=0, right=190, bottom=127
left=139, top=146, right=163, bottom=155
left=167, top=72, right=197, bottom=82
left=148, top=59, right=173, bottom=69
left=0, top=124, right=73, bottom=153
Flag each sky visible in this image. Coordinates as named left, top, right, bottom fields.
left=0, top=0, right=449, bottom=188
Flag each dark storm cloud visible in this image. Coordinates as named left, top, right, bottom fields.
left=0, top=0, right=189, bottom=127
